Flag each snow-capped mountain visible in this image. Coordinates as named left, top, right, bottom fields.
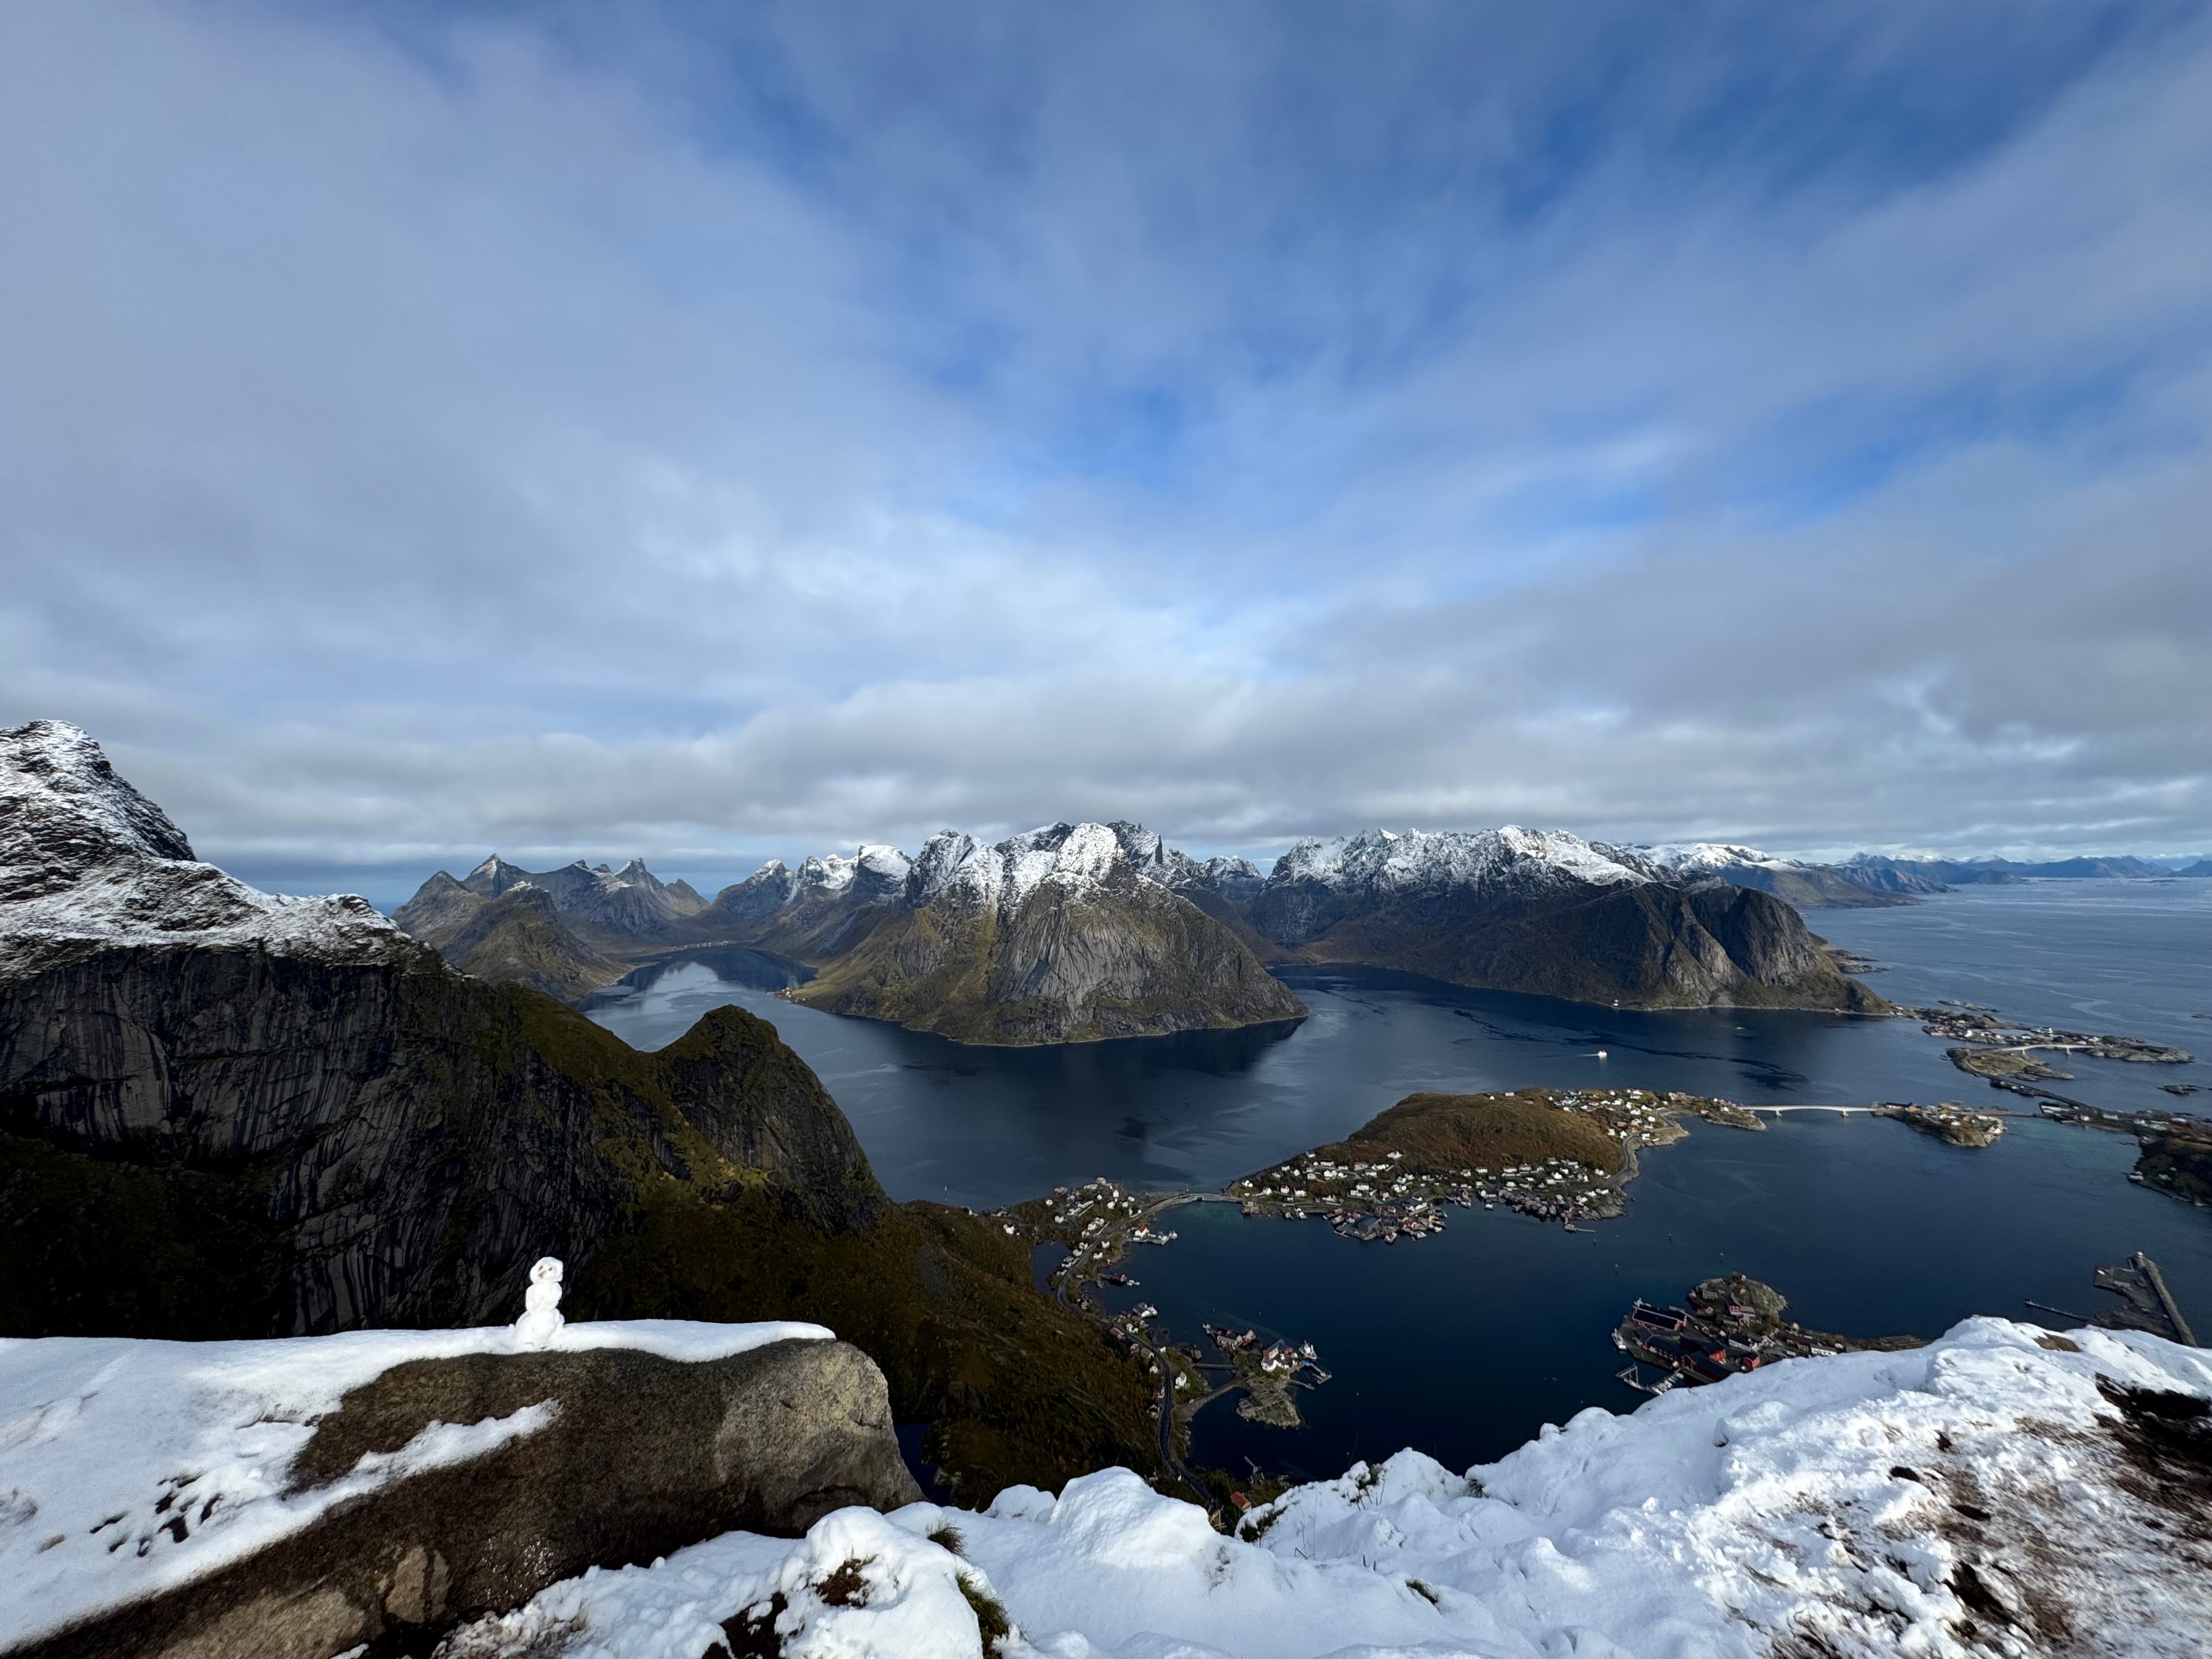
left=1634, top=839, right=1809, bottom=876
left=0, top=719, right=402, bottom=976
left=1244, top=823, right=1883, bottom=1011
left=459, top=852, right=708, bottom=933
left=711, top=821, right=1307, bottom=1044
left=1272, top=825, right=1657, bottom=899
left=1632, top=842, right=1940, bottom=908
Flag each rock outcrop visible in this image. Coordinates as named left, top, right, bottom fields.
left=10, top=1331, right=918, bottom=1659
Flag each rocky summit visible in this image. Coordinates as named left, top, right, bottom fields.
left=745, top=821, right=1310, bottom=1044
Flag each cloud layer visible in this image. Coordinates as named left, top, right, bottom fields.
left=3, top=0, right=2208, bottom=891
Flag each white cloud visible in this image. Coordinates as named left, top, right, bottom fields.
left=1, top=0, right=2207, bottom=879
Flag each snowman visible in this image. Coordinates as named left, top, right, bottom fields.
left=513, top=1256, right=566, bottom=1349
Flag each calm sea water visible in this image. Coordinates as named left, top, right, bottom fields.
left=586, top=884, right=2211, bottom=1475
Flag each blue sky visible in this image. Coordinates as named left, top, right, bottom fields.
left=3, top=0, right=2209, bottom=903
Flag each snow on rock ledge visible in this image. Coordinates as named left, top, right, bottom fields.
left=0, top=1319, right=838, bottom=1654
left=0, top=721, right=404, bottom=978
left=435, top=1318, right=2209, bottom=1658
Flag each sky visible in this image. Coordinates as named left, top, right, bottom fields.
left=4, top=0, right=2210, bottom=906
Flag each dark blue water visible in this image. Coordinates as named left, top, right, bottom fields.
left=585, top=887, right=2211, bottom=1476
left=1813, top=880, right=2210, bottom=1116
left=1096, top=1115, right=2212, bottom=1476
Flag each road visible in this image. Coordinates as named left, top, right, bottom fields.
left=1051, top=1241, right=1213, bottom=1507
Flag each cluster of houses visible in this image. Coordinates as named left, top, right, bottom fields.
left=1204, top=1325, right=1330, bottom=1381
left=1918, top=1003, right=2191, bottom=1065
left=1230, top=1139, right=1626, bottom=1236
left=1613, top=1290, right=1842, bottom=1393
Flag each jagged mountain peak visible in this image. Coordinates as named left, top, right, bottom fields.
left=910, top=821, right=1141, bottom=913
left=1, top=719, right=198, bottom=881
left=1, top=721, right=402, bottom=975
left=1275, top=825, right=1655, bottom=895
left=1633, top=841, right=1812, bottom=875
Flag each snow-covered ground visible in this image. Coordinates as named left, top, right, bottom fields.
left=438, top=1317, right=2211, bottom=1659
left=0, top=1319, right=829, bottom=1649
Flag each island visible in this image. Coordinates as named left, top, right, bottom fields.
left=1613, top=1273, right=1922, bottom=1393
left=1918, top=1004, right=2191, bottom=1106
left=1873, top=1100, right=2007, bottom=1147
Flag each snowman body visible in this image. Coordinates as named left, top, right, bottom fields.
left=513, top=1255, right=566, bottom=1349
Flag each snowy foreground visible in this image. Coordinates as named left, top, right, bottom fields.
left=2, top=1316, right=2205, bottom=1657
left=0, top=1319, right=831, bottom=1648
left=444, top=1317, right=2211, bottom=1659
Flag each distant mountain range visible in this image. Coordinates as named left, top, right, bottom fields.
left=397, top=822, right=1889, bottom=1037
left=1844, top=853, right=2210, bottom=884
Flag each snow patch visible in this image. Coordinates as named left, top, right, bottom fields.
left=1633, top=842, right=1810, bottom=876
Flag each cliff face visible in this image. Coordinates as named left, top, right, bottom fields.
left=785, top=823, right=1308, bottom=1044
left=0, top=949, right=880, bottom=1334
left=1242, top=827, right=1884, bottom=1011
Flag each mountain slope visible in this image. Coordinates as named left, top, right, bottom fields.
left=783, top=823, right=1309, bottom=1044
left=440, top=884, right=628, bottom=1002
left=395, top=851, right=710, bottom=960
left=0, top=722, right=1153, bottom=1498
left=1634, top=841, right=1939, bottom=908
left=1247, top=827, right=1884, bottom=1011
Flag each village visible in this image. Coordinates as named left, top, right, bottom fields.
left=1223, top=1087, right=1779, bottom=1237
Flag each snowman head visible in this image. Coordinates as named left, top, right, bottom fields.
left=529, top=1256, right=563, bottom=1285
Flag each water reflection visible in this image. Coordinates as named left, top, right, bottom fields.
left=588, top=956, right=1976, bottom=1207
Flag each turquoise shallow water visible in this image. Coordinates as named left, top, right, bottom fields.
left=585, top=883, right=2211, bottom=1474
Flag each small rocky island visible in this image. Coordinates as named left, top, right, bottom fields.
left=1873, top=1100, right=2007, bottom=1146
left=1919, top=1003, right=2192, bottom=1104
left=1614, top=1273, right=1922, bottom=1393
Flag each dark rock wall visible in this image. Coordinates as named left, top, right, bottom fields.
left=0, top=945, right=880, bottom=1335
left=1249, top=879, right=1883, bottom=1011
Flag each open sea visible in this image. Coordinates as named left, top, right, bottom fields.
left=586, top=880, right=2212, bottom=1475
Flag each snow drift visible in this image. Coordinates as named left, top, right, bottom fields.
left=430, top=1316, right=2209, bottom=1658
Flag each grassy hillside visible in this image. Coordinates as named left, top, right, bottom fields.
left=1332, top=1089, right=1627, bottom=1174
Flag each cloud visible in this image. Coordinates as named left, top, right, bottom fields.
left=1, top=0, right=2208, bottom=883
